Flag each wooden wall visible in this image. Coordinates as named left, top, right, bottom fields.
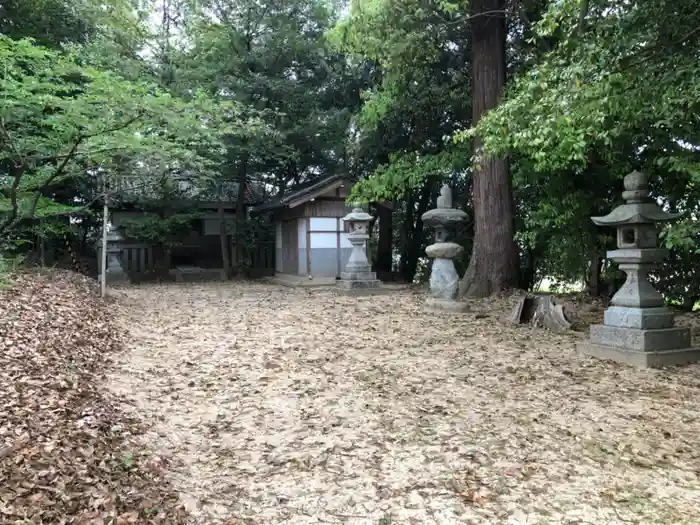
left=273, top=198, right=351, bottom=222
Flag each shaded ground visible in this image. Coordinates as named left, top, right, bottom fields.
left=108, top=282, right=700, bottom=525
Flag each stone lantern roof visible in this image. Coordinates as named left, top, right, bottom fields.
left=591, top=171, right=682, bottom=227
left=421, top=185, right=467, bottom=227
left=342, top=205, right=373, bottom=223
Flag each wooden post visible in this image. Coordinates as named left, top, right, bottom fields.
left=336, top=217, right=342, bottom=278
left=100, top=197, right=108, bottom=298
left=305, top=217, right=311, bottom=277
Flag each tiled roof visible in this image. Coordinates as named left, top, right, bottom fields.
left=252, top=174, right=351, bottom=212
left=110, top=176, right=264, bottom=206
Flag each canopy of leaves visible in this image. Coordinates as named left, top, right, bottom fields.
left=0, top=0, right=94, bottom=47
left=0, top=36, right=248, bottom=237
left=467, top=0, right=700, bottom=176
left=332, top=0, right=472, bottom=202
left=165, top=0, right=361, bottom=191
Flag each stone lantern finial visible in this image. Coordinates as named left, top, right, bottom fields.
left=437, top=184, right=452, bottom=209
left=623, top=170, right=647, bottom=188
left=578, top=171, right=699, bottom=367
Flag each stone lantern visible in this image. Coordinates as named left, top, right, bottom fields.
left=421, top=184, right=468, bottom=312
left=104, top=225, right=129, bottom=284
left=337, top=203, right=381, bottom=293
left=578, top=170, right=700, bottom=367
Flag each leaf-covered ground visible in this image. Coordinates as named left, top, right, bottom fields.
left=107, top=282, right=700, bottom=525
left=0, top=271, right=187, bottom=525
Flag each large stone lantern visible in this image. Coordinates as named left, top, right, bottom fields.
left=421, top=184, right=468, bottom=312
left=578, top=171, right=700, bottom=367
left=337, top=203, right=381, bottom=293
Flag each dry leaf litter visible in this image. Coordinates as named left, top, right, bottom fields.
left=0, top=271, right=187, bottom=524
left=107, top=282, right=700, bottom=525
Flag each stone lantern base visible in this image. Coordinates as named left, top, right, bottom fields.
left=578, top=318, right=700, bottom=368
left=425, top=297, right=469, bottom=313
left=336, top=268, right=382, bottom=295
left=577, top=341, right=700, bottom=368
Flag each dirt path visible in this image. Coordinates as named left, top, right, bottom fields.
left=108, top=283, right=700, bottom=525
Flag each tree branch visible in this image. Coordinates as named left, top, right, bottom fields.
left=617, top=11, right=700, bottom=71
left=27, top=112, right=146, bottom=219
left=31, top=192, right=106, bottom=220
left=1, top=111, right=146, bottom=238
left=577, top=0, right=590, bottom=37
left=0, top=117, right=26, bottom=166
left=83, top=111, right=146, bottom=139
left=0, top=165, right=25, bottom=237
left=27, top=136, right=84, bottom=219
left=27, top=146, right=135, bottom=164
left=444, top=9, right=511, bottom=26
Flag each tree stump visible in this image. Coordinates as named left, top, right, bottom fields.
left=506, top=294, right=573, bottom=333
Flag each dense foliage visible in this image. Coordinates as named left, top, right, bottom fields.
left=462, top=0, right=700, bottom=303
left=1, top=0, right=699, bottom=305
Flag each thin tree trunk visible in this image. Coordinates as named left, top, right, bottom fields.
left=218, top=205, right=231, bottom=279
left=520, top=246, right=536, bottom=291
left=233, top=156, right=248, bottom=272
left=681, top=296, right=698, bottom=312
left=39, top=223, right=45, bottom=267
left=586, top=254, right=603, bottom=296
left=400, top=183, right=434, bottom=282
left=399, top=192, right=414, bottom=281
left=376, top=203, right=393, bottom=275
left=459, top=0, right=519, bottom=298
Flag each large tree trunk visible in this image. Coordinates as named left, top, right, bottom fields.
left=459, top=0, right=519, bottom=298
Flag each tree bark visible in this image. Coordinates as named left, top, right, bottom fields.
left=376, top=204, right=393, bottom=275
left=218, top=205, right=231, bottom=278
left=586, top=254, right=603, bottom=296
left=399, top=183, right=434, bottom=282
left=520, top=246, right=536, bottom=291
left=399, top=191, right=414, bottom=281
left=233, top=155, right=248, bottom=271
left=681, top=295, right=698, bottom=312
left=459, top=0, right=519, bottom=298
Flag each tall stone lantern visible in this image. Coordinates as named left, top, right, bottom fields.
left=421, top=184, right=468, bottom=312
left=337, top=203, right=381, bottom=293
left=578, top=171, right=700, bottom=367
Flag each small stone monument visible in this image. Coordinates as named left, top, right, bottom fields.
left=421, top=184, right=468, bottom=312
left=103, top=226, right=129, bottom=284
left=578, top=170, right=700, bottom=367
left=337, top=203, right=381, bottom=294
